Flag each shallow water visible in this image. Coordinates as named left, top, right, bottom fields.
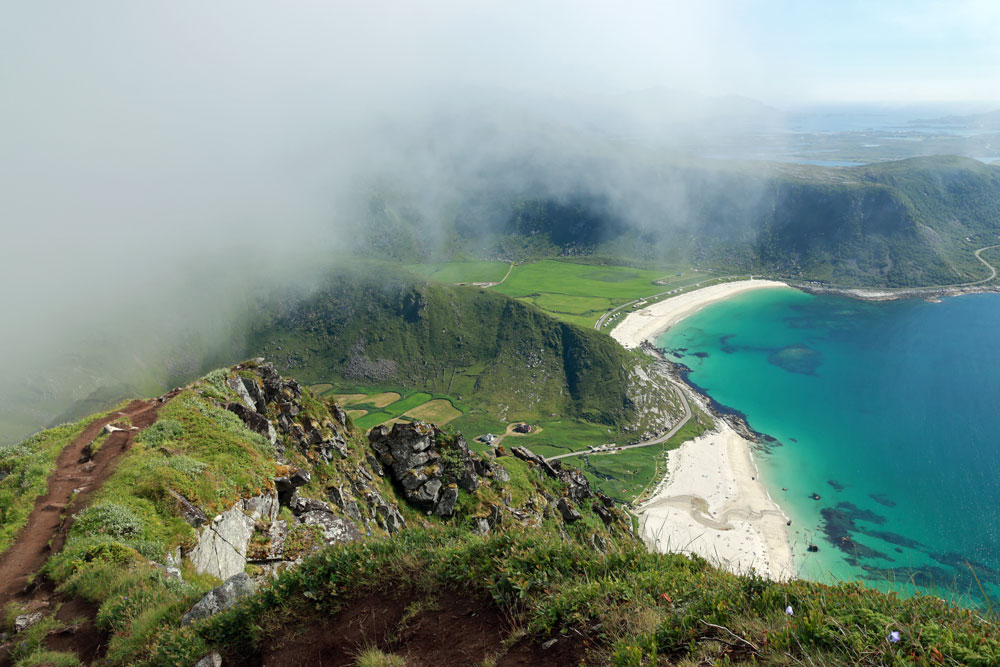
left=659, top=288, right=1000, bottom=607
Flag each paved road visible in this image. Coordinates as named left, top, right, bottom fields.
left=971, top=244, right=1000, bottom=284
left=546, top=295, right=699, bottom=462
left=546, top=382, right=691, bottom=461
left=594, top=275, right=738, bottom=330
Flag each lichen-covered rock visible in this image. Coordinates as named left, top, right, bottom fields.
left=167, top=489, right=208, bottom=527
left=193, top=651, right=223, bottom=667
left=300, top=510, right=363, bottom=545
left=181, top=573, right=255, bottom=626
left=188, top=493, right=278, bottom=579
left=368, top=421, right=478, bottom=517
left=14, top=612, right=44, bottom=634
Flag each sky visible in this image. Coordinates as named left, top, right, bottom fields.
left=0, top=1, right=998, bottom=438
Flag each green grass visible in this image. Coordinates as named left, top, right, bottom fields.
left=508, top=418, right=620, bottom=459
left=404, top=260, right=510, bottom=284
left=146, top=527, right=1000, bottom=666
left=563, top=404, right=713, bottom=505
left=490, top=259, right=704, bottom=327
left=493, top=260, right=695, bottom=299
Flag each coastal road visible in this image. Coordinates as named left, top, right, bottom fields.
left=594, top=277, right=727, bottom=330
left=794, top=243, right=1000, bottom=294
left=544, top=297, right=698, bottom=463
left=546, top=383, right=692, bottom=461
left=970, top=244, right=1000, bottom=284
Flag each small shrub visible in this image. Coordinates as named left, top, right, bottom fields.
left=166, top=455, right=208, bottom=477
left=13, top=649, right=81, bottom=667
left=73, top=503, right=144, bottom=539
left=138, top=420, right=184, bottom=448
left=355, top=647, right=406, bottom=667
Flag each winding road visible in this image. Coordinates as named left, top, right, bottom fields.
left=546, top=303, right=697, bottom=463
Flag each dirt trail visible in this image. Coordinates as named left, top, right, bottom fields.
left=0, top=393, right=174, bottom=606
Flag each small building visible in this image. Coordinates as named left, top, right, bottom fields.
left=478, top=433, right=497, bottom=444
left=512, top=423, right=532, bottom=434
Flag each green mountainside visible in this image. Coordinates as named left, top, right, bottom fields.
left=364, top=155, right=1000, bottom=287
left=249, top=266, right=643, bottom=426
left=1, top=363, right=997, bottom=666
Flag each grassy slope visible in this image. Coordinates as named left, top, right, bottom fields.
left=150, top=528, right=1000, bottom=666
left=6, top=364, right=624, bottom=665
left=250, top=266, right=637, bottom=426
left=404, top=260, right=509, bottom=284
left=5, top=366, right=999, bottom=666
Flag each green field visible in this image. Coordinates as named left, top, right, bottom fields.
left=491, top=260, right=706, bottom=327
left=505, top=418, right=620, bottom=459
left=404, top=258, right=710, bottom=328
left=405, top=260, right=509, bottom=284
left=562, top=406, right=713, bottom=504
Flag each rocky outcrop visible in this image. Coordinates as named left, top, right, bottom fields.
left=510, top=445, right=627, bottom=530
left=181, top=573, right=255, bottom=626
left=188, top=493, right=278, bottom=580
left=167, top=489, right=208, bottom=527
left=369, top=422, right=479, bottom=517
left=556, top=497, right=582, bottom=523
left=300, top=510, right=363, bottom=544
left=224, top=361, right=351, bottom=464
left=13, top=612, right=44, bottom=634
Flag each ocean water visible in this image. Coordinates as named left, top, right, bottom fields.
left=658, top=288, right=1000, bottom=607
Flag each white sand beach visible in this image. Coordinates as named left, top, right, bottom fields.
left=611, top=279, right=789, bottom=349
left=613, top=279, right=797, bottom=580
left=637, top=417, right=796, bottom=580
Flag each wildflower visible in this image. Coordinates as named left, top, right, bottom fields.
left=888, top=630, right=901, bottom=643
left=785, top=605, right=794, bottom=616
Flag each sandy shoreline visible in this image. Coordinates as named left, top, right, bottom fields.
left=612, top=279, right=797, bottom=581
left=611, top=279, right=790, bottom=349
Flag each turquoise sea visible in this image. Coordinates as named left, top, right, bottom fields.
left=658, top=288, right=1000, bottom=607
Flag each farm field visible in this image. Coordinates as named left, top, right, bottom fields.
left=309, top=380, right=712, bottom=508
left=310, top=385, right=467, bottom=432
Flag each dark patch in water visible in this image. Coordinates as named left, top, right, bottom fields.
left=767, top=344, right=822, bottom=375
left=863, top=530, right=924, bottom=550
left=789, top=437, right=798, bottom=443
left=868, top=493, right=896, bottom=508
left=671, top=351, right=684, bottom=359
left=820, top=502, right=891, bottom=561
left=930, top=552, right=1000, bottom=579
left=719, top=334, right=737, bottom=353
left=692, top=351, right=710, bottom=358
left=827, top=479, right=845, bottom=492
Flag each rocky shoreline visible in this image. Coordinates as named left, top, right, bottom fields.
left=792, top=281, right=1000, bottom=302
